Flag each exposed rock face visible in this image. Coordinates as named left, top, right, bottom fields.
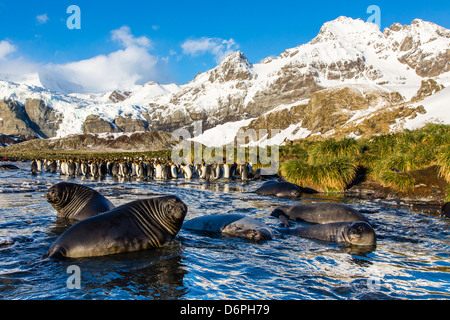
left=385, top=19, right=450, bottom=77
left=341, top=104, right=426, bottom=139
left=412, top=79, right=445, bottom=101
left=246, top=65, right=323, bottom=117
left=1, top=131, right=173, bottom=153
left=245, top=104, right=308, bottom=132
left=24, top=99, right=63, bottom=138
left=138, top=18, right=449, bottom=136
left=0, top=99, right=39, bottom=139
left=114, top=115, right=150, bottom=132
left=0, top=99, right=62, bottom=139
left=83, top=115, right=151, bottom=134
left=82, top=115, right=120, bottom=134
left=109, top=90, right=131, bottom=103
left=0, top=134, right=25, bottom=147
left=246, top=85, right=406, bottom=139
left=143, top=107, right=192, bottom=132
left=207, top=51, right=255, bottom=83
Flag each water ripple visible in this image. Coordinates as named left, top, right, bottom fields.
left=0, top=162, right=449, bottom=299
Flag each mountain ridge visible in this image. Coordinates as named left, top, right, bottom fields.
left=0, top=16, right=449, bottom=148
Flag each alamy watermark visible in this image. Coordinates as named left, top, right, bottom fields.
left=171, top=121, right=280, bottom=174
left=67, top=5, right=81, bottom=30
left=366, top=277, right=382, bottom=290
left=66, top=265, right=81, bottom=289
left=367, top=5, right=381, bottom=29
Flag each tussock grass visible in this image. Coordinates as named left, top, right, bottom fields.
left=307, top=138, right=362, bottom=162
left=436, top=145, right=450, bottom=183
left=280, top=123, right=450, bottom=196
left=281, top=157, right=358, bottom=191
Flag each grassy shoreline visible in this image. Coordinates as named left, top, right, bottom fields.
left=279, top=123, right=450, bottom=202
left=1, top=123, right=448, bottom=201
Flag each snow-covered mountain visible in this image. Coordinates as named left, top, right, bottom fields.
left=0, top=16, right=449, bottom=146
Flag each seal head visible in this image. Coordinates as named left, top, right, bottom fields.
left=46, top=182, right=115, bottom=220
left=343, top=222, right=376, bottom=246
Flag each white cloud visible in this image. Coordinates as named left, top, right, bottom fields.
left=181, top=37, right=238, bottom=63
left=0, top=40, right=16, bottom=60
left=110, top=26, right=152, bottom=49
left=39, top=46, right=160, bottom=93
left=37, top=26, right=167, bottom=94
left=36, top=13, right=49, bottom=25
left=0, top=27, right=171, bottom=94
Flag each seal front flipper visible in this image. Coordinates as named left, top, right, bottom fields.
left=278, top=215, right=291, bottom=227
left=270, top=208, right=291, bottom=227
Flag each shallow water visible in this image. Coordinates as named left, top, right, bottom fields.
left=0, top=162, right=449, bottom=300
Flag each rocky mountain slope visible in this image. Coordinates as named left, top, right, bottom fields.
left=0, top=16, right=449, bottom=149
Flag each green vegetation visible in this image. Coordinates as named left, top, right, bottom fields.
left=1, top=123, right=448, bottom=200
left=279, top=124, right=450, bottom=198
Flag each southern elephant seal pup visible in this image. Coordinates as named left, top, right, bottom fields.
left=182, top=214, right=273, bottom=241
left=441, top=202, right=450, bottom=218
left=252, top=180, right=302, bottom=197
left=0, top=164, right=20, bottom=170
left=271, top=203, right=368, bottom=226
left=280, top=221, right=376, bottom=247
left=43, top=195, right=188, bottom=259
left=46, top=182, right=115, bottom=221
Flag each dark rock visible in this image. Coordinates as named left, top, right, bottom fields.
left=109, top=90, right=131, bottom=103
left=411, top=79, right=444, bottom=101
left=24, top=99, right=62, bottom=138
left=82, top=115, right=121, bottom=134
left=114, top=115, right=150, bottom=132
left=0, top=99, right=39, bottom=139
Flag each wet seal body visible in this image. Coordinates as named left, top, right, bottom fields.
left=46, top=182, right=115, bottom=221
left=271, top=203, right=368, bottom=226
left=43, top=195, right=188, bottom=259
left=0, top=164, right=20, bottom=170
left=281, top=221, right=376, bottom=246
left=441, top=202, right=450, bottom=218
left=183, top=214, right=273, bottom=241
left=253, top=181, right=301, bottom=197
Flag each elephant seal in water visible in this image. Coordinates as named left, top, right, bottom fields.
left=442, top=202, right=450, bottom=218
left=281, top=221, right=376, bottom=246
left=182, top=214, right=273, bottom=241
left=46, top=182, right=115, bottom=221
left=43, top=195, right=188, bottom=259
left=0, top=164, right=20, bottom=170
left=252, top=181, right=301, bottom=197
left=271, top=203, right=368, bottom=226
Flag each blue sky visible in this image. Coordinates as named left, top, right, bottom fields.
left=0, top=0, right=449, bottom=92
